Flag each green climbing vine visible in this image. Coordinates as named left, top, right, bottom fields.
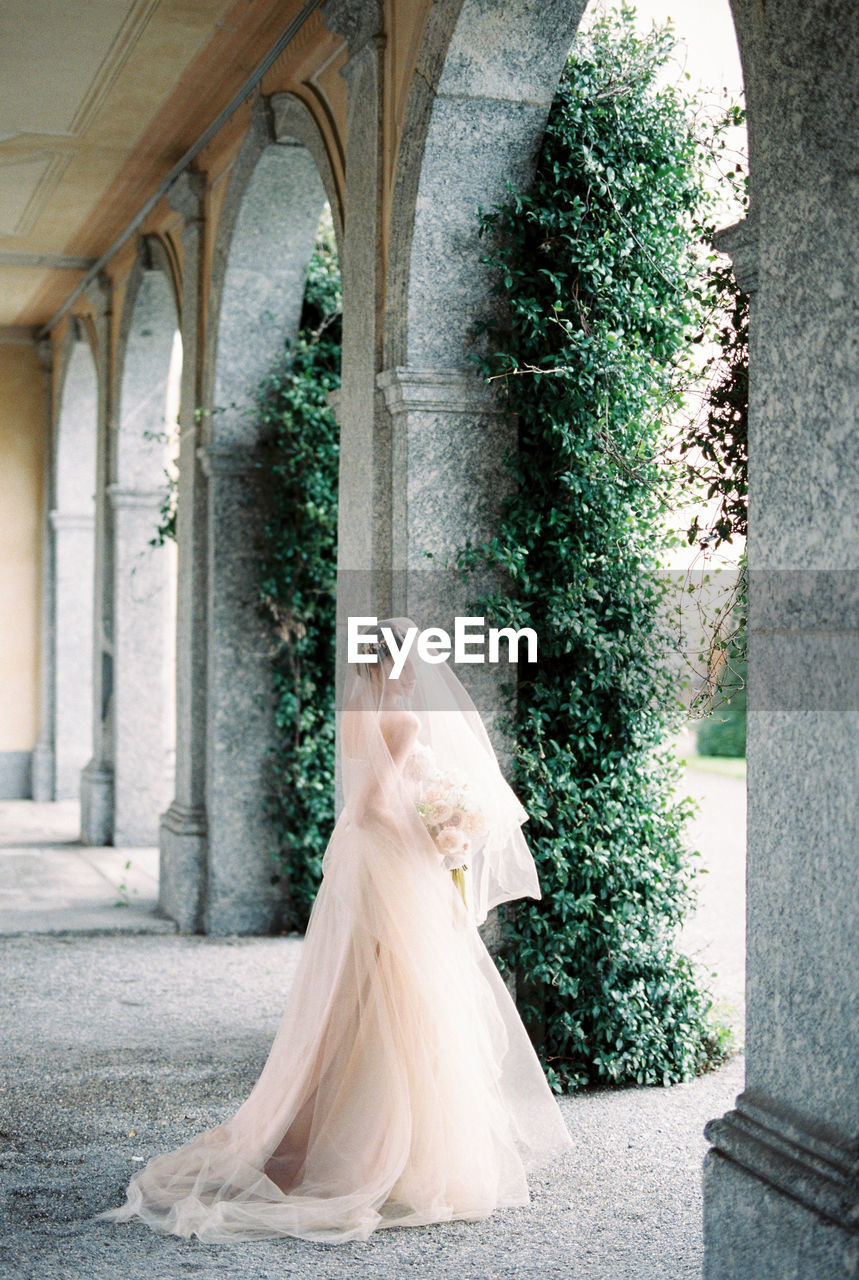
left=256, top=219, right=341, bottom=931
left=457, top=6, right=736, bottom=1090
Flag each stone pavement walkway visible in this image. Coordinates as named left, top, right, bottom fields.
left=0, top=767, right=746, bottom=1280
left=677, top=766, right=746, bottom=1046
left=0, top=801, right=173, bottom=937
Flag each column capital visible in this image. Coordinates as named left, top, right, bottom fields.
left=197, top=442, right=263, bottom=478
left=713, top=213, right=759, bottom=296
left=106, top=484, right=168, bottom=509
left=49, top=510, right=95, bottom=531
left=377, top=366, right=505, bottom=417
left=165, top=168, right=206, bottom=225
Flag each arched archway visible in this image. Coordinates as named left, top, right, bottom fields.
left=386, top=0, right=584, bottom=371
left=209, top=98, right=340, bottom=435
left=52, top=329, right=98, bottom=800
left=110, top=242, right=181, bottom=844
left=378, top=0, right=587, bottom=744
left=178, top=95, right=336, bottom=935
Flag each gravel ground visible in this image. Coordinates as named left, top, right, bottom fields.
left=0, top=770, right=746, bottom=1279
left=0, top=931, right=744, bottom=1280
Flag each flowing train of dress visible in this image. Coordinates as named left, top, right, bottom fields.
left=97, top=782, right=572, bottom=1244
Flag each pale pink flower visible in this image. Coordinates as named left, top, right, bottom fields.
left=436, top=827, right=468, bottom=858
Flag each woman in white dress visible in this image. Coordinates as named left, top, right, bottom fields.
left=96, top=617, right=572, bottom=1244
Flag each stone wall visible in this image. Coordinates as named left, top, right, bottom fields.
left=0, top=338, right=46, bottom=797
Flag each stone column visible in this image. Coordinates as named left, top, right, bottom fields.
left=31, top=337, right=56, bottom=801
left=702, top=1, right=859, bottom=1270
left=378, top=0, right=580, bottom=731
left=376, top=367, right=513, bottom=656
left=80, top=277, right=115, bottom=845
left=377, top=366, right=517, bottom=966
left=159, top=170, right=208, bottom=930
left=50, top=510, right=95, bottom=799
left=109, top=485, right=173, bottom=844
left=321, top=0, right=392, bottom=671
left=197, top=441, right=280, bottom=935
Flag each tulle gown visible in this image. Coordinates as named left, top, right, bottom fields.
left=97, top=722, right=573, bottom=1244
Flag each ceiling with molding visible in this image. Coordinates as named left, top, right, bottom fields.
left=0, top=0, right=306, bottom=330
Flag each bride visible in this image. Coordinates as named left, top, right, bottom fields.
left=97, top=617, right=572, bottom=1244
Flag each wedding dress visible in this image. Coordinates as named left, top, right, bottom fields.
left=96, top=618, right=572, bottom=1244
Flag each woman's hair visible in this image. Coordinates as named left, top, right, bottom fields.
left=354, top=621, right=408, bottom=681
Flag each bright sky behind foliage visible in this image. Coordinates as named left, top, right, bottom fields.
left=627, top=0, right=743, bottom=100
left=585, top=1, right=747, bottom=570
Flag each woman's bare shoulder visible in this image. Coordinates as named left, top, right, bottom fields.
left=379, top=708, right=420, bottom=753
left=379, top=707, right=420, bottom=729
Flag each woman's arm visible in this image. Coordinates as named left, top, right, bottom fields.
left=350, top=709, right=419, bottom=829
left=378, top=708, right=420, bottom=768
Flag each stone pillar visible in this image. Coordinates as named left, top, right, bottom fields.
left=159, top=170, right=208, bottom=930
left=109, top=485, right=173, bottom=844
left=197, top=442, right=280, bottom=935
left=376, top=366, right=513, bottom=664
left=321, top=0, right=392, bottom=665
left=31, top=336, right=56, bottom=801
left=702, top=1, right=859, bottom=1270
left=378, top=0, right=581, bottom=714
left=377, top=366, right=516, bottom=967
left=51, top=510, right=95, bottom=799
left=40, top=330, right=99, bottom=803
left=80, top=277, right=115, bottom=845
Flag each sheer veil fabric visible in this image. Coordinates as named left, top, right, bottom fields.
left=96, top=618, right=573, bottom=1244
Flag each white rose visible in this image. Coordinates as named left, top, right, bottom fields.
left=436, top=827, right=469, bottom=867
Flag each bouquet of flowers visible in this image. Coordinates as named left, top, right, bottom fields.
left=416, top=766, right=487, bottom=909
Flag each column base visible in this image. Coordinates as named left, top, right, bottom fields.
left=202, top=889, right=284, bottom=938
left=703, top=1092, right=859, bottom=1279
left=704, top=1151, right=858, bottom=1279
left=159, top=801, right=207, bottom=932
left=80, top=760, right=113, bottom=845
left=30, top=741, right=54, bottom=802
